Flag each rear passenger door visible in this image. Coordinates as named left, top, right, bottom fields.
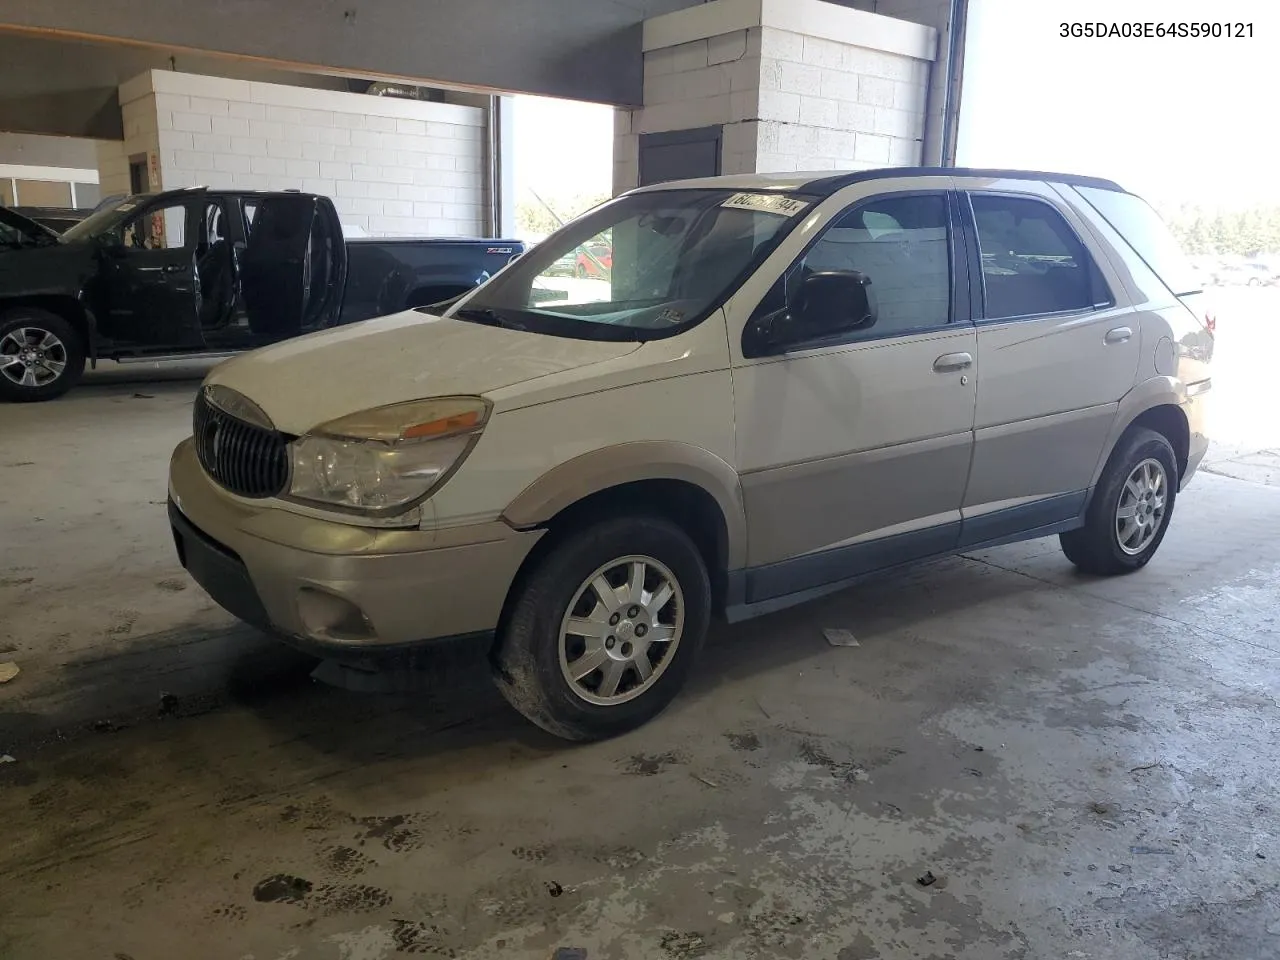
left=958, top=179, right=1138, bottom=546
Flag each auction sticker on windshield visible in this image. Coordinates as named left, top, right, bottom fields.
left=721, top=193, right=810, bottom=217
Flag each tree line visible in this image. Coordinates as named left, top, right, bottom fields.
left=1159, top=205, right=1280, bottom=257
left=516, top=191, right=611, bottom=237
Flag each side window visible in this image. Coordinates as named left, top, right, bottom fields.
left=1074, top=186, right=1199, bottom=296
left=122, top=203, right=190, bottom=251
left=789, top=192, right=951, bottom=340
left=970, top=194, right=1105, bottom=320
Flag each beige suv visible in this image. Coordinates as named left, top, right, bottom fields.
left=168, top=168, right=1213, bottom=740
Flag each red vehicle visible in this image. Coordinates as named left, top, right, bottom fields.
left=575, top=241, right=612, bottom=279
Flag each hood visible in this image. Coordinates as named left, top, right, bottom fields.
left=0, top=207, right=60, bottom=246
left=205, top=310, right=641, bottom=433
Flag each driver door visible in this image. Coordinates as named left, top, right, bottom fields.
left=95, top=201, right=203, bottom=348
left=731, top=189, right=978, bottom=602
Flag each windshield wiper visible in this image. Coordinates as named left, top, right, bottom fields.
left=452, top=306, right=527, bottom=331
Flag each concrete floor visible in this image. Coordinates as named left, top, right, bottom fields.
left=2, top=293, right=1279, bottom=960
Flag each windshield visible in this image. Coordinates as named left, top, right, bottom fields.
left=445, top=188, right=814, bottom=341
left=61, top=196, right=149, bottom=243
left=0, top=208, right=57, bottom=248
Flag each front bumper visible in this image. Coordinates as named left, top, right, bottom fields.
left=168, top=438, right=543, bottom=653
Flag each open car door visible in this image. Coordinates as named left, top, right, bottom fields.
left=242, top=194, right=346, bottom=342
left=300, top=195, right=347, bottom=333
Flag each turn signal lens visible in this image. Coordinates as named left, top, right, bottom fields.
left=317, top=397, right=490, bottom=444
left=402, top=409, right=482, bottom=439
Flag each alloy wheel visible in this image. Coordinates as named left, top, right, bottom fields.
left=558, top=554, right=684, bottom=706
left=1115, top=457, right=1168, bottom=555
left=0, top=327, right=68, bottom=388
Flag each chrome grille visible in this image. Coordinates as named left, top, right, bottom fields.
left=193, top=390, right=289, bottom=499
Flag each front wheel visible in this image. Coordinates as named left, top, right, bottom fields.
left=492, top=515, right=711, bottom=741
left=0, top=309, right=86, bottom=402
left=1060, top=427, right=1178, bottom=575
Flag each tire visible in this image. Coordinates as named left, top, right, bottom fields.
left=492, top=514, right=711, bottom=741
left=575, top=264, right=588, bottom=280
left=0, top=308, right=86, bottom=403
left=1060, top=427, right=1178, bottom=575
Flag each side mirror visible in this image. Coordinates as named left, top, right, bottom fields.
left=749, top=271, right=876, bottom=353
left=94, top=231, right=125, bottom=254
left=793, top=271, right=875, bottom=335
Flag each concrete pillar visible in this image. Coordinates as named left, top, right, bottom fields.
left=614, top=0, right=938, bottom=194
left=95, top=72, right=164, bottom=199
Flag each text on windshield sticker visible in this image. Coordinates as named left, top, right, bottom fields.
left=721, top=193, right=810, bottom=217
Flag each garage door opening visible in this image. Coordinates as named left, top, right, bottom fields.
left=512, top=94, right=613, bottom=247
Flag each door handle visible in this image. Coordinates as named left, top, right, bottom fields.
left=163, top=264, right=186, bottom=274
left=1104, top=326, right=1132, bottom=344
left=933, top=352, right=973, bottom=372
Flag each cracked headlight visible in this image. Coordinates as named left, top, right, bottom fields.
left=287, top=397, right=489, bottom=515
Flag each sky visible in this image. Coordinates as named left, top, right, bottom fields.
left=957, top=0, right=1278, bottom=211
left=512, top=94, right=614, bottom=202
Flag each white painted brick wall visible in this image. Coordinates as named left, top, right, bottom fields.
left=619, top=16, right=931, bottom=193
left=757, top=89, right=800, bottom=124
left=95, top=140, right=131, bottom=198
left=105, top=70, right=490, bottom=238
left=751, top=25, right=927, bottom=173
left=708, top=30, right=747, bottom=65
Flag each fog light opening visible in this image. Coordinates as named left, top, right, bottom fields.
left=297, top=587, right=377, bottom=643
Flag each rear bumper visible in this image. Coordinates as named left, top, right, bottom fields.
left=1180, top=389, right=1210, bottom=490
left=168, top=438, right=543, bottom=654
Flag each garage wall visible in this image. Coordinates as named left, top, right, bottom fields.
left=95, top=141, right=131, bottom=199
left=108, top=71, right=488, bottom=237
left=95, top=89, right=164, bottom=198
left=0, top=133, right=101, bottom=208
left=0, top=132, right=97, bottom=169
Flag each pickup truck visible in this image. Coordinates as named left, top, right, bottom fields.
left=0, top=187, right=523, bottom=401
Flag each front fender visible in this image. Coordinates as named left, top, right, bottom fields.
left=502, top=440, right=748, bottom=570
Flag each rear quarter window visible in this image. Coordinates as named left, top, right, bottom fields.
left=1075, top=186, right=1200, bottom=297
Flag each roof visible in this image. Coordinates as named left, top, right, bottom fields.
left=630, top=167, right=1126, bottom=197
left=122, top=187, right=316, bottom=204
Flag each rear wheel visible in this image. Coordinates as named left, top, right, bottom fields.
left=1060, top=427, right=1178, bottom=575
left=0, top=309, right=86, bottom=402
left=492, top=515, right=711, bottom=741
